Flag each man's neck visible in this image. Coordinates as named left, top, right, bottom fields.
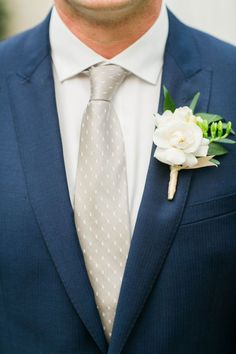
left=55, top=2, right=162, bottom=59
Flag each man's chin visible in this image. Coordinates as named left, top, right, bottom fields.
left=67, top=0, right=133, bottom=11
left=65, top=0, right=146, bottom=23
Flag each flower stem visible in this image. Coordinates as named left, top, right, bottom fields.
left=168, top=166, right=180, bottom=200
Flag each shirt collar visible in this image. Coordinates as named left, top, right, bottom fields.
left=49, top=3, right=169, bottom=85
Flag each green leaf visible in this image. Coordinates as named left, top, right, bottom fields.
left=210, top=158, right=220, bottom=166
left=196, top=113, right=223, bottom=124
left=189, top=92, right=200, bottom=113
left=163, top=86, right=176, bottom=113
left=217, top=138, right=236, bottom=144
left=208, top=142, right=228, bottom=156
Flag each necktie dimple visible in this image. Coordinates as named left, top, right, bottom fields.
left=74, top=64, right=131, bottom=341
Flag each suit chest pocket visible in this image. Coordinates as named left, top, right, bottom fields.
left=180, top=193, right=236, bottom=226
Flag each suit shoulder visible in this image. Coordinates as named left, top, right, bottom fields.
left=0, top=27, right=38, bottom=75
left=0, top=13, right=50, bottom=78
left=167, top=11, right=236, bottom=78
left=189, top=27, right=236, bottom=125
left=188, top=26, right=236, bottom=68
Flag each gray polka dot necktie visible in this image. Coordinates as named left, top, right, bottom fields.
left=74, top=64, right=131, bottom=341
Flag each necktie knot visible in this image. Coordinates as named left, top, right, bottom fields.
left=89, top=64, right=127, bottom=102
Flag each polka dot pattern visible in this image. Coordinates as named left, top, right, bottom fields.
left=74, top=64, right=131, bottom=341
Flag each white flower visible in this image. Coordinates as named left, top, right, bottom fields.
left=155, top=110, right=174, bottom=128
left=174, top=107, right=203, bottom=124
left=154, top=107, right=203, bottom=128
left=153, top=108, right=209, bottom=167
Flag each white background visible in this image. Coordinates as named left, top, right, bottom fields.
left=6, top=0, right=236, bottom=45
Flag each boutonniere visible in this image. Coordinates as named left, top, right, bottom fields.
left=153, top=87, right=236, bottom=200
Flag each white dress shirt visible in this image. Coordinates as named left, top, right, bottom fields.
left=49, top=5, right=169, bottom=235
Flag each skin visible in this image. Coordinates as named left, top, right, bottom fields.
left=54, top=0, right=162, bottom=58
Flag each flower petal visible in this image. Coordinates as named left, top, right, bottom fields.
left=153, top=127, right=172, bottom=149
left=155, top=110, right=173, bottom=128
left=182, top=123, right=203, bottom=153
left=154, top=147, right=186, bottom=166
left=174, top=107, right=193, bottom=120
left=195, top=138, right=210, bottom=156
left=183, top=153, right=198, bottom=167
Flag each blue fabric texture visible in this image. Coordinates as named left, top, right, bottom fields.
left=0, top=10, right=236, bottom=354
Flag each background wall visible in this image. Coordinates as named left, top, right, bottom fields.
left=5, top=0, right=236, bottom=45
left=167, top=0, right=236, bottom=45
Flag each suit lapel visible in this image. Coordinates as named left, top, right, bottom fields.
left=108, top=11, right=212, bottom=354
left=7, top=16, right=107, bottom=354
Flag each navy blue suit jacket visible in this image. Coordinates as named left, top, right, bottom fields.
left=0, top=10, right=236, bottom=354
